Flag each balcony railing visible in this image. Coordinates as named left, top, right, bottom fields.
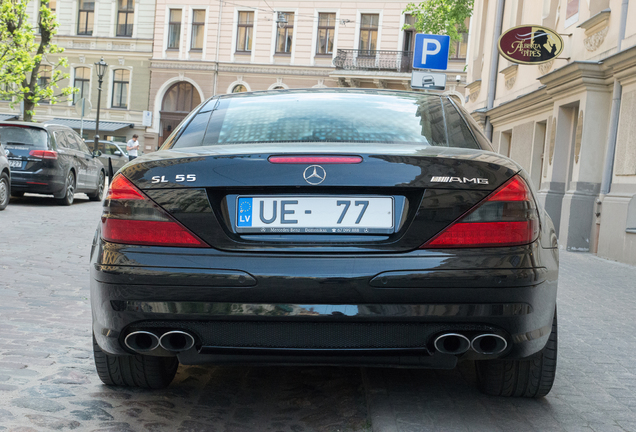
left=333, top=49, right=414, bottom=73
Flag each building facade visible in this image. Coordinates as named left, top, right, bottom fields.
left=465, top=0, right=636, bottom=264
left=146, top=0, right=469, bottom=149
left=0, top=0, right=156, bottom=147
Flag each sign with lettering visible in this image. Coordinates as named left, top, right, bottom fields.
left=498, top=25, right=563, bottom=65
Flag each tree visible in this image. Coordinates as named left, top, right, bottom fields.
left=403, top=0, right=474, bottom=54
left=0, top=0, right=75, bottom=121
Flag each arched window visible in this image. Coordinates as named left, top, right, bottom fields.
left=271, top=86, right=285, bottom=90
left=111, top=69, right=130, bottom=109
left=73, top=67, right=90, bottom=104
left=232, top=84, right=247, bottom=93
left=162, top=81, right=201, bottom=113
left=159, top=81, right=201, bottom=147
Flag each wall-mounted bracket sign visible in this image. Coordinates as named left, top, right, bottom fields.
left=498, top=25, right=564, bottom=65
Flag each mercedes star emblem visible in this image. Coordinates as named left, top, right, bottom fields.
left=303, top=165, right=326, bottom=185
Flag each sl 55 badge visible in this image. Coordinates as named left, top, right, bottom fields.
left=151, top=174, right=197, bottom=184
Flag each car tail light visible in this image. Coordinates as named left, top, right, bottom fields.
left=29, top=150, right=58, bottom=160
left=268, top=155, right=362, bottom=164
left=421, top=175, right=540, bottom=248
left=101, top=174, right=209, bottom=248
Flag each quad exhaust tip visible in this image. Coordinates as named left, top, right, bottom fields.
left=124, top=331, right=160, bottom=353
left=159, top=330, right=195, bottom=352
left=434, top=333, right=471, bottom=355
left=471, top=334, right=508, bottom=355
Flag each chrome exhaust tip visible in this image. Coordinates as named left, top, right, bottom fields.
left=159, top=331, right=195, bottom=352
left=434, top=333, right=471, bottom=355
left=124, top=331, right=160, bottom=353
left=471, top=334, right=508, bottom=355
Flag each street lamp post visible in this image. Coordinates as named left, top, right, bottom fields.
left=93, top=58, right=108, bottom=153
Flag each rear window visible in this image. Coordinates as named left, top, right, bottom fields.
left=170, top=92, right=481, bottom=150
left=0, top=126, right=48, bottom=149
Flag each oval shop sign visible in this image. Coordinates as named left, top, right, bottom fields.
left=498, top=25, right=564, bottom=65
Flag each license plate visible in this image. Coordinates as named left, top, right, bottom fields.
left=236, top=196, right=394, bottom=234
left=9, top=160, right=22, bottom=168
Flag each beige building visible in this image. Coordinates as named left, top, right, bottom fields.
left=465, top=0, right=636, bottom=264
left=0, top=0, right=156, bottom=146
left=146, top=0, right=469, bottom=148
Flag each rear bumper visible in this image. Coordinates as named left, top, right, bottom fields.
left=90, top=238, right=558, bottom=366
left=10, top=170, right=65, bottom=195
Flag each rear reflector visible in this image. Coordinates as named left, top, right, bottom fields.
left=101, top=174, right=209, bottom=248
left=268, top=155, right=362, bottom=164
left=422, top=175, right=539, bottom=248
left=29, top=150, right=58, bottom=160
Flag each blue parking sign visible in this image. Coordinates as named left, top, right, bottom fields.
left=412, top=34, right=450, bottom=71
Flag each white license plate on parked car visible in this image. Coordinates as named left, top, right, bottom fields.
left=9, top=160, right=21, bottom=168
left=236, top=196, right=394, bottom=234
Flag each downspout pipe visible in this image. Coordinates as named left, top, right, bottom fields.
left=213, top=0, right=223, bottom=96
left=484, top=0, right=506, bottom=140
left=600, top=0, right=630, bottom=194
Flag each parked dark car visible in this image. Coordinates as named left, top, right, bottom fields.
left=0, top=122, right=105, bottom=205
left=95, top=140, right=129, bottom=175
left=90, top=89, right=559, bottom=397
left=0, top=141, right=10, bottom=210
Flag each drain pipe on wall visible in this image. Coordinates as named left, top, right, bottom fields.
left=600, top=0, right=630, bottom=195
left=212, top=0, right=224, bottom=96
left=484, top=0, right=506, bottom=141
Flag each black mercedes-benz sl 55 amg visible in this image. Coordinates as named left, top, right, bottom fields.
left=90, top=89, right=558, bottom=397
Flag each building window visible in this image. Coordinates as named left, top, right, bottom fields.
left=566, top=0, right=579, bottom=19
left=191, top=9, right=205, bottom=50
left=117, top=0, right=134, bottom=37
left=73, top=67, right=90, bottom=104
left=77, top=0, right=95, bottom=35
left=359, top=14, right=379, bottom=55
left=275, top=12, right=294, bottom=54
left=38, top=0, right=57, bottom=29
left=111, top=69, right=130, bottom=109
left=167, top=9, right=182, bottom=49
left=37, top=66, right=52, bottom=103
left=232, top=84, right=247, bottom=93
left=0, top=84, right=12, bottom=101
left=316, top=13, right=336, bottom=55
left=403, top=15, right=416, bottom=51
left=450, top=33, right=468, bottom=60
left=236, top=11, right=254, bottom=52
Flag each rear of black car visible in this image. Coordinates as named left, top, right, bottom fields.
left=0, top=123, right=67, bottom=196
left=90, top=90, right=558, bottom=396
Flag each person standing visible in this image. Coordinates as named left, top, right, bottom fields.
left=126, top=135, right=139, bottom=161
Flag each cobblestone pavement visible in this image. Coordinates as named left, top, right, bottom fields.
left=1, top=194, right=636, bottom=432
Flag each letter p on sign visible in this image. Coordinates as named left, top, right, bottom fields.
left=412, top=34, right=450, bottom=71
left=422, top=39, right=441, bottom=62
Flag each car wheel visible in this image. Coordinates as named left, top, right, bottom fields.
left=475, top=307, right=557, bottom=398
left=10, top=191, right=24, bottom=198
left=88, top=171, right=105, bottom=201
left=56, top=171, right=75, bottom=206
left=92, top=334, right=178, bottom=389
left=0, top=172, right=10, bottom=210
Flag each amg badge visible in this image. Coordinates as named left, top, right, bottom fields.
left=431, top=176, right=489, bottom=184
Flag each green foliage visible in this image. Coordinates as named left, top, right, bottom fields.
left=0, top=0, right=76, bottom=121
left=403, top=0, right=474, bottom=54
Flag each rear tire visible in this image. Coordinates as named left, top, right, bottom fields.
left=92, top=335, right=178, bottom=389
left=88, top=171, right=105, bottom=201
left=56, top=171, right=75, bottom=206
left=0, top=172, right=10, bottom=210
left=476, top=308, right=557, bottom=398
